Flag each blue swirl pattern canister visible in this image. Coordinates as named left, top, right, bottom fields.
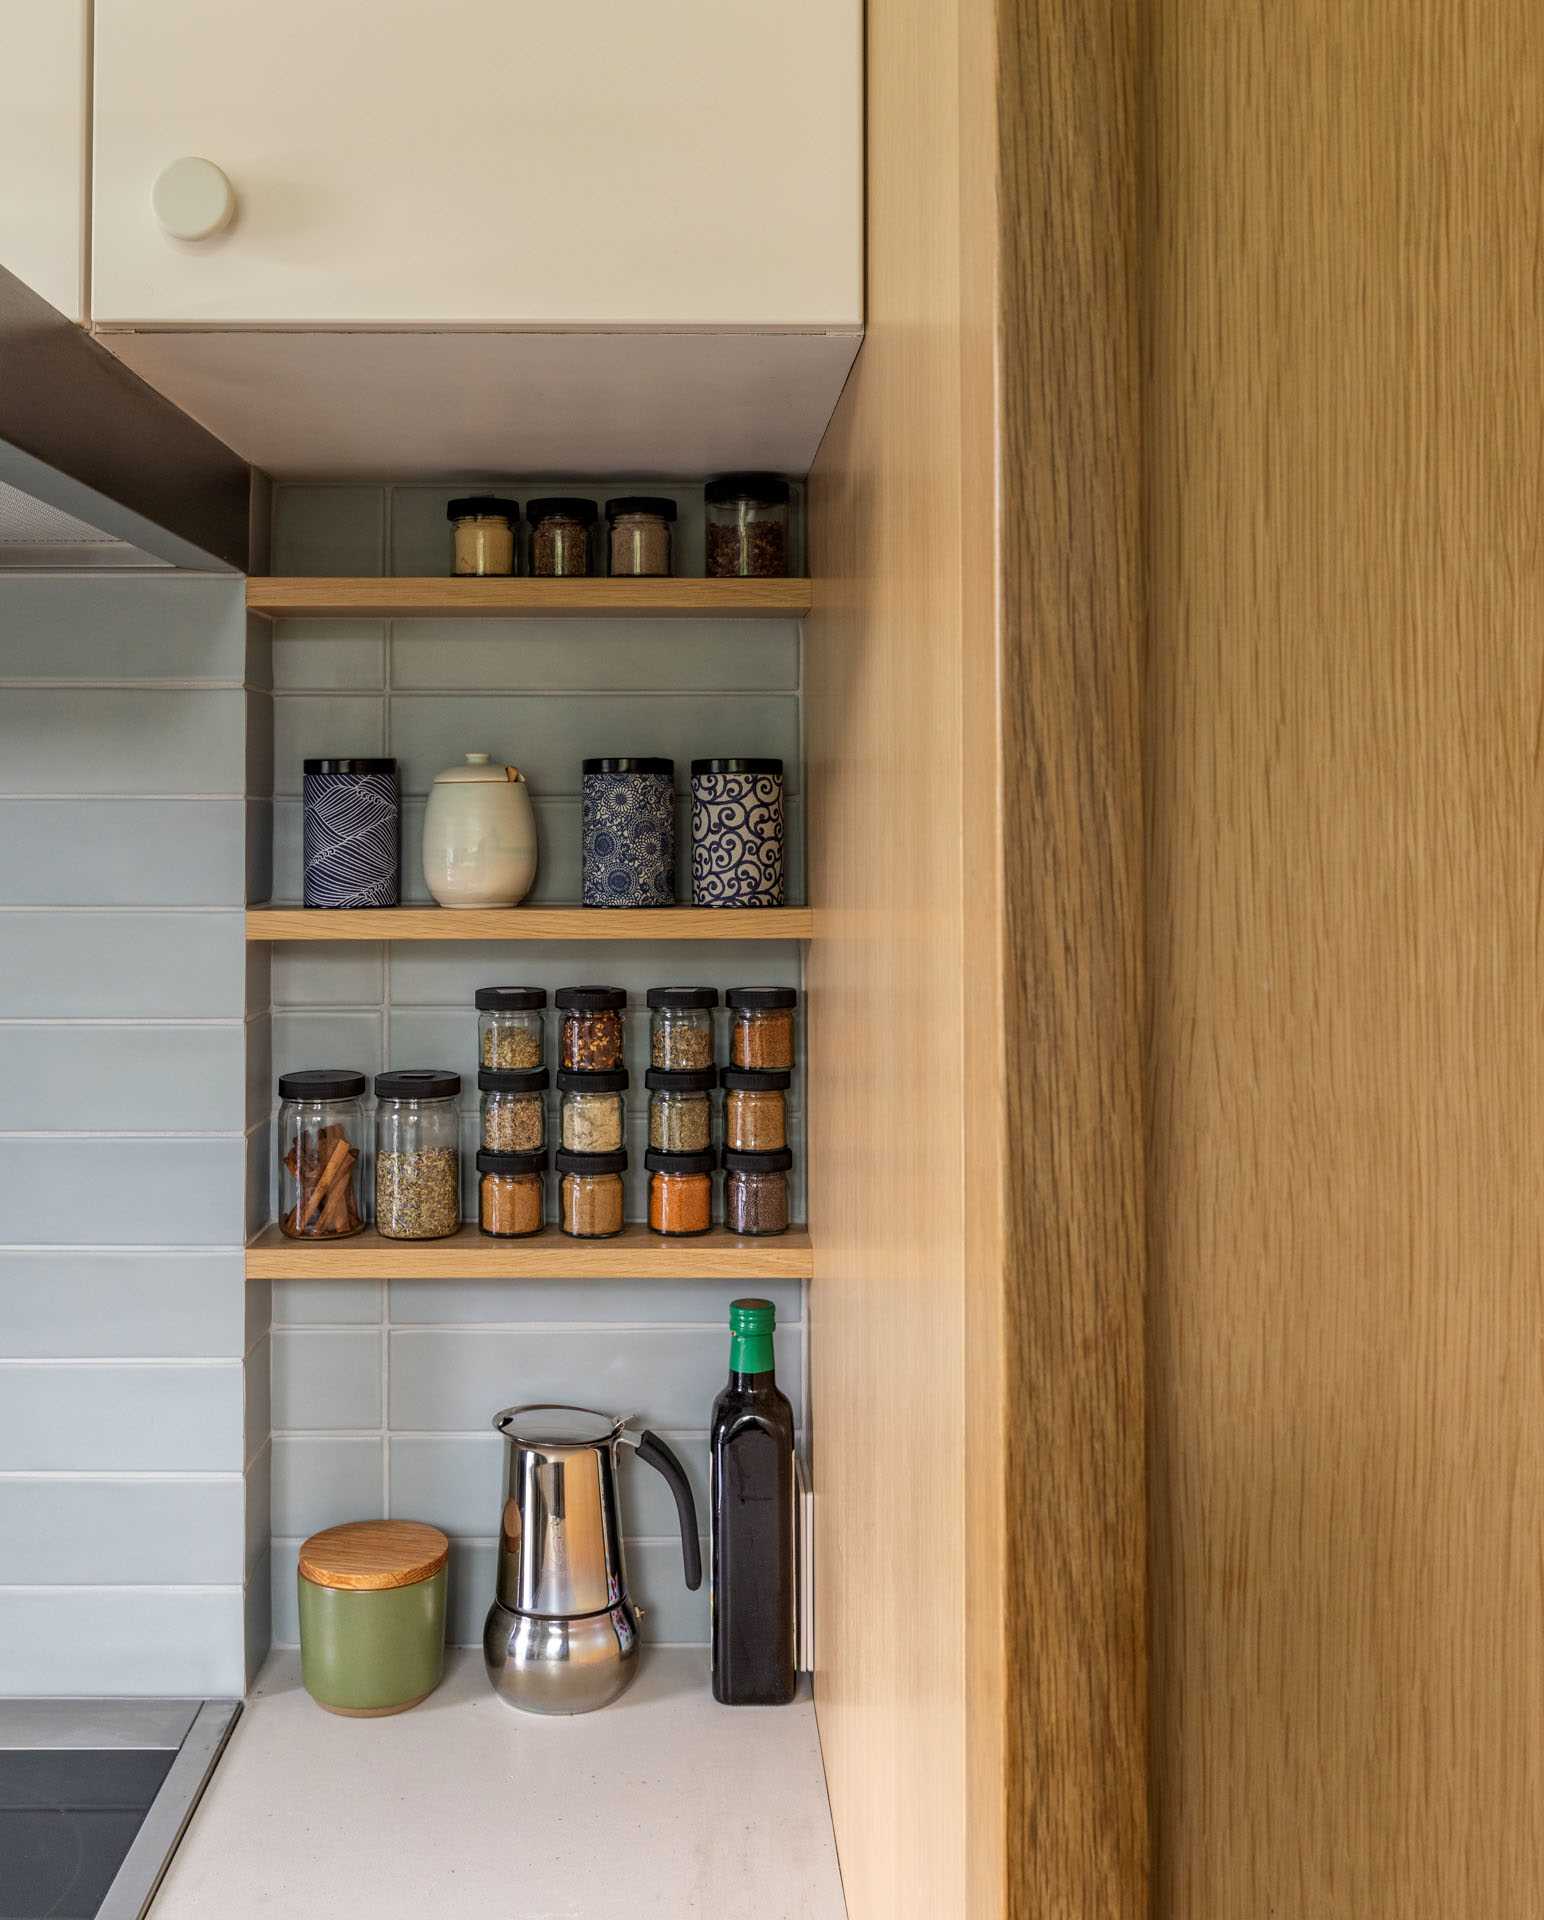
left=302, top=757, right=400, bottom=908
left=691, top=757, right=785, bottom=907
left=581, top=757, right=676, bottom=907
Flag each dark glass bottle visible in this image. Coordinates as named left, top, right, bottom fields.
left=710, top=1297, right=797, bottom=1704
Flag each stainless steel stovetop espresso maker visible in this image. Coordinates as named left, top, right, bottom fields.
left=483, top=1404, right=701, bottom=1714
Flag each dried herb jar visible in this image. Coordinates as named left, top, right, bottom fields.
left=723, top=1147, right=793, bottom=1237
left=374, top=1069, right=462, bottom=1241
left=705, top=473, right=791, bottom=577
left=477, top=1149, right=547, bottom=1239
left=557, top=1149, right=627, bottom=1238
left=477, top=985, right=546, bottom=1070
left=582, top=758, right=676, bottom=907
left=447, top=495, right=518, bottom=577
left=605, top=495, right=676, bottom=577
left=556, top=986, right=627, bottom=1070
left=298, top=1521, right=448, bottom=1718
left=478, top=1066, right=548, bottom=1153
left=527, top=496, right=597, bottom=576
left=691, top=757, right=785, bottom=908
left=722, top=1068, right=790, bottom=1153
left=728, top=986, right=798, bottom=1070
left=646, top=1148, right=715, bottom=1237
left=278, top=1069, right=367, bottom=1240
left=646, top=1067, right=716, bottom=1153
left=647, top=985, right=718, bottom=1070
left=558, top=1068, right=628, bottom=1154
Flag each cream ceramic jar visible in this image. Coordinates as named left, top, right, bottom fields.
left=422, top=753, right=538, bottom=908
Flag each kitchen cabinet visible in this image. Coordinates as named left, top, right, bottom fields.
left=0, top=1, right=86, bottom=319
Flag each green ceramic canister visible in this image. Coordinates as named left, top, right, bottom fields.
left=297, top=1520, right=448, bottom=1716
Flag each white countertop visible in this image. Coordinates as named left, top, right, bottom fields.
left=151, top=1650, right=847, bottom=1920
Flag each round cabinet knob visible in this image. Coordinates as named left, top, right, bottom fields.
left=152, top=158, right=236, bottom=241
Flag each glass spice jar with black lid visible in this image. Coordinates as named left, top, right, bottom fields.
left=476, top=1149, right=547, bottom=1239
left=447, top=495, right=518, bottom=577
left=527, top=497, right=598, bottom=576
left=722, top=1068, right=790, bottom=1153
left=647, top=985, right=718, bottom=1070
left=646, top=1148, right=716, bottom=1237
left=277, top=1069, right=367, bottom=1240
left=478, top=1066, right=548, bottom=1154
left=728, top=986, right=798, bottom=1070
left=645, top=1067, right=716, bottom=1154
left=476, top=985, right=546, bottom=1070
left=605, top=496, right=676, bottom=577
left=723, top=1147, right=793, bottom=1237
left=705, top=473, right=791, bottom=577
left=558, top=1068, right=628, bottom=1154
left=557, top=1148, right=627, bottom=1238
left=556, top=986, right=627, bottom=1071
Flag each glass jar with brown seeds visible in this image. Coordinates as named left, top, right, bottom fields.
left=556, top=986, right=626, bottom=1071
left=723, top=1147, right=792, bottom=1237
left=646, top=985, right=718, bottom=1071
left=476, top=986, right=547, bottom=1070
left=704, top=473, right=791, bottom=577
left=727, top=986, right=797, bottom=1070
left=645, top=1067, right=715, bottom=1153
left=476, top=1149, right=546, bottom=1238
left=557, top=1069, right=627, bottom=1154
left=478, top=1067, right=548, bottom=1154
left=556, top=1150, right=627, bottom=1238
left=721, top=1068, right=789, bottom=1152
left=605, top=496, right=676, bottom=577
left=527, top=497, right=598, bottom=576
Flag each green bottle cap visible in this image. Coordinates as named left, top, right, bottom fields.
left=729, top=1297, right=776, bottom=1375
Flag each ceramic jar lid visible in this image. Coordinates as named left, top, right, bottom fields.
left=298, top=1520, right=449, bottom=1591
left=432, top=752, right=524, bottom=784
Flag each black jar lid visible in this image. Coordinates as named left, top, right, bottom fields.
left=721, top=1068, right=791, bottom=1092
left=645, top=1067, right=718, bottom=1093
left=278, top=1068, right=366, bottom=1102
left=691, top=757, right=784, bottom=776
left=605, top=495, right=678, bottom=522
left=705, top=472, right=791, bottom=506
left=555, top=1148, right=628, bottom=1175
left=555, top=985, right=627, bottom=1011
left=476, top=1149, right=547, bottom=1176
left=374, top=1068, right=461, bottom=1101
left=556, top=1068, right=629, bottom=1093
left=727, top=986, right=798, bottom=1010
left=477, top=1067, right=549, bottom=1094
left=303, top=758, right=397, bottom=776
left=646, top=985, right=719, bottom=1010
left=723, top=1147, right=794, bottom=1173
left=645, top=1148, right=717, bottom=1175
left=474, top=985, right=547, bottom=1011
left=581, top=758, right=674, bottom=778
left=446, top=495, right=518, bottom=521
left=527, top=496, right=599, bottom=525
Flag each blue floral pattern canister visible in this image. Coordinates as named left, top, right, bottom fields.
left=303, top=757, right=400, bottom=908
left=691, top=758, right=785, bottom=908
left=581, top=757, right=676, bottom=907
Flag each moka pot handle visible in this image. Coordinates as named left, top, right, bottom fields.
left=634, top=1430, right=702, bottom=1591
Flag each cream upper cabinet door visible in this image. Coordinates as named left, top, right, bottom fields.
left=0, top=1, right=87, bottom=319
left=91, top=0, right=861, bottom=329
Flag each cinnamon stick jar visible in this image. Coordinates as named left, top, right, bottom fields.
left=277, top=1070, right=367, bottom=1239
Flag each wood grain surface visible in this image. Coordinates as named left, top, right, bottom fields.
left=297, top=1520, right=448, bottom=1591
left=245, top=907, right=813, bottom=943
left=245, top=1223, right=814, bottom=1281
left=245, top=577, right=812, bottom=619
left=1147, top=0, right=1544, bottom=1910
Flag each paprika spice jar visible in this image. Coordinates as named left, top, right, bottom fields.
left=646, top=1149, right=715, bottom=1237
left=476, top=1149, right=547, bottom=1238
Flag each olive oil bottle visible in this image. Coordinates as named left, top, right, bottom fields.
left=710, top=1298, right=797, bottom=1704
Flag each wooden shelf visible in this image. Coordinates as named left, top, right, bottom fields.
left=246, top=905, right=811, bottom=942
left=246, top=577, right=812, bottom=619
left=246, top=1223, right=813, bottom=1281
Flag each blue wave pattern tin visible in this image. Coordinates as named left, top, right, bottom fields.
left=581, top=758, right=676, bottom=907
left=691, top=758, right=785, bottom=908
left=302, top=758, right=400, bottom=908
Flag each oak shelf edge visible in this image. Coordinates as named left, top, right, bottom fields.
left=245, top=1222, right=814, bottom=1281
left=246, top=576, right=812, bottom=619
left=245, top=906, right=813, bottom=941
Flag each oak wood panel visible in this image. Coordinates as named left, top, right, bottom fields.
left=1148, top=1, right=1544, bottom=1911
left=245, top=907, right=813, bottom=942
left=245, top=577, right=812, bottom=619
left=246, top=1223, right=814, bottom=1281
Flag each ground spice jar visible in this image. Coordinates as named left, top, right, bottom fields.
left=478, top=1067, right=548, bottom=1153
left=374, top=1070, right=462, bottom=1240
left=723, top=1147, right=793, bottom=1236
left=722, top=1069, right=790, bottom=1152
left=582, top=759, right=676, bottom=907
left=705, top=473, right=791, bottom=577
left=527, top=497, right=597, bottom=576
left=558, top=1069, right=628, bottom=1153
left=477, top=1149, right=547, bottom=1238
left=556, top=986, right=627, bottom=1070
left=646, top=1149, right=715, bottom=1237
left=646, top=985, right=718, bottom=1069
left=278, top=1069, right=367, bottom=1239
left=477, top=986, right=546, bottom=1070
left=447, top=495, right=518, bottom=577
left=728, top=986, right=798, bottom=1070
left=605, top=496, right=676, bottom=577
left=645, top=1067, right=716, bottom=1152
left=691, top=758, right=785, bottom=908
left=557, top=1149, right=627, bottom=1238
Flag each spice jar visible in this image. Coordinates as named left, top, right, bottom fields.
left=647, top=985, right=718, bottom=1070
left=728, top=986, right=798, bottom=1070
left=581, top=758, right=675, bottom=907
left=374, top=1070, right=461, bottom=1240
left=558, top=1069, right=628, bottom=1154
left=278, top=1069, right=367, bottom=1239
left=646, top=1067, right=716, bottom=1153
left=527, top=497, right=597, bottom=577
left=705, top=473, right=791, bottom=577
left=723, top=1147, right=793, bottom=1236
left=556, top=986, right=626, bottom=1070
left=646, top=1149, right=715, bottom=1237
left=477, top=1149, right=547, bottom=1239
left=477, top=986, right=547, bottom=1070
left=605, top=495, right=676, bottom=577
left=479, top=1067, right=548, bottom=1153
left=557, top=1149, right=627, bottom=1238
left=303, top=758, right=400, bottom=909
left=722, top=1069, right=789, bottom=1152
left=447, top=495, right=518, bottom=577
left=691, top=758, right=785, bottom=908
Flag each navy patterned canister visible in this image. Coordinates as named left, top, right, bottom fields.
left=581, top=757, right=676, bottom=907
left=691, top=758, right=785, bottom=908
left=302, top=758, right=400, bottom=908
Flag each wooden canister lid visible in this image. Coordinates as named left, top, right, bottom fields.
left=298, top=1520, right=449, bottom=1592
